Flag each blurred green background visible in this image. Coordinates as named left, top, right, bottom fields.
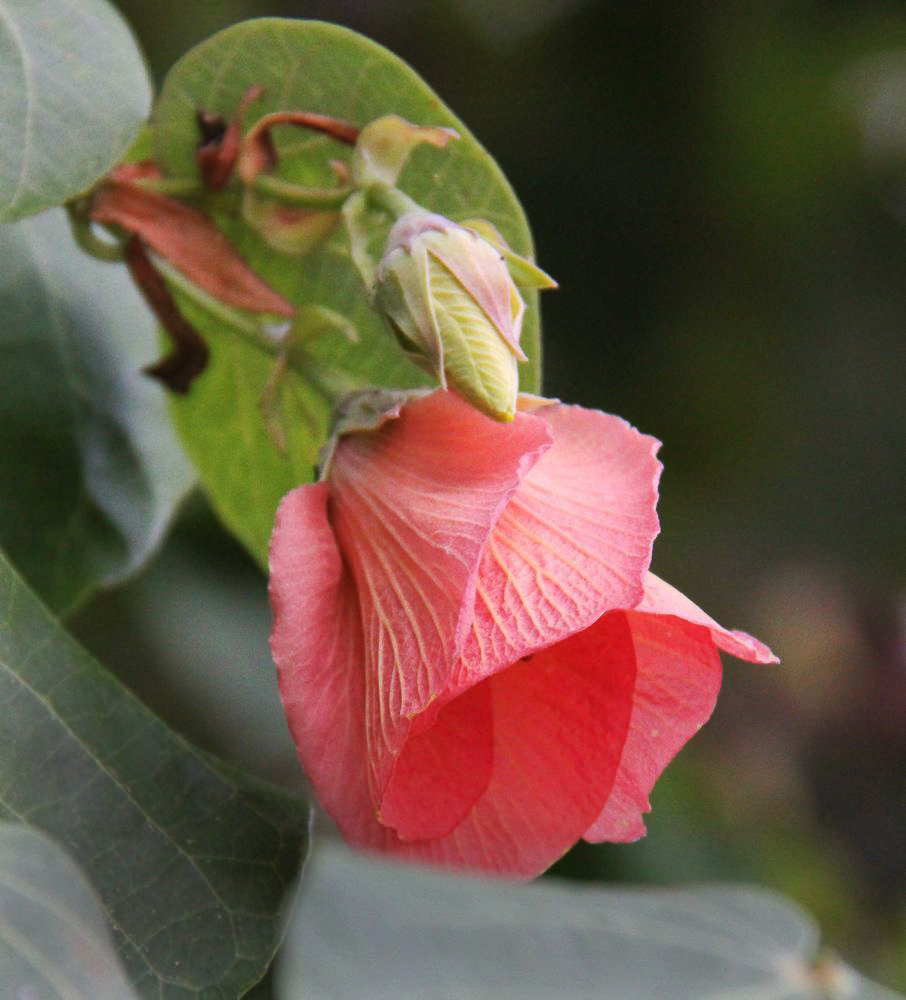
left=72, top=0, right=906, bottom=989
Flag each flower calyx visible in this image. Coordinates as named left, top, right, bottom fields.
left=317, top=388, right=430, bottom=479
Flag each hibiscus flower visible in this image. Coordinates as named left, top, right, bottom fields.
left=269, top=389, right=775, bottom=878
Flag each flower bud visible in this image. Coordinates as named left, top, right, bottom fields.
left=375, top=211, right=528, bottom=422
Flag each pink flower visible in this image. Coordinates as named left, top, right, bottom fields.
left=269, top=390, right=776, bottom=878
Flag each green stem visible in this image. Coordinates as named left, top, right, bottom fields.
left=65, top=204, right=124, bottom=262
left=152, top=257, right=365, bottom=403
left=367, top=184, right=421, bottom=219
left=251, top=173, right=352, bottom=208
left=342, top=190, right=377, bottom=293
left=340, top=185, right=423, bottom=293
left=302, top=357, right=365, bottom=400
left=133, top=176, right=204, bottom=198
left=152, top=257, right=286, bottom=354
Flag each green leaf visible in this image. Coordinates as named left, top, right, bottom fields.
left=278, top=844, right=905, bottom=1000
left=0, top=209, right=194, bottom=615
left=0, top=823, right=139, bottom=999
left=0, top=549, right=311, bottom=999
left=0, top=0, right=152, bottom=221
left=151, top=18, right=543, bottom=565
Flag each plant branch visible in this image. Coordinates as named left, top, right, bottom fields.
left=367, top=185, right=421, bottom=219
left=65, top=203, right=125, bottom=262
left=250, top=174, right=352, bottom=208
left=152, top=256, right=287, bottom=354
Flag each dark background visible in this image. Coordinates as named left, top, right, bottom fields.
left=73, top=0, right=906, bottom=988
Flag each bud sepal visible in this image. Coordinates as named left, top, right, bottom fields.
left=375, top=211, right=534, bottom=421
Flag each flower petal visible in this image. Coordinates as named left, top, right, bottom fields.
left=584, top=573, right=777, bottom=843
left=329, top=390, right=552, bottom=792
left=379, top=680, right=493, bottom=842
left=269, top=483, right=374, bottom=842
left=583, top=611, right=722, bottom=843
left=638, top=573, right=778, bottom=663
left=401, top=611, right=637, bottom=876
left=456, top=404, right=662, bottom=686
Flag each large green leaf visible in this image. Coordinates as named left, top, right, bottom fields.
left=0, top=209, right=193, bottom=615
left=0, top=549, right=311, bottom=999
left=151, top=18, right=543, bottom=565
left=279, top=844, right=904, bottom=1000
left=0, top=0, right=151, bottom=221
left=0, top=823, right=139, bottom=999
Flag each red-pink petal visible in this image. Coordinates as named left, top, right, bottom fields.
left=584, top=573, right=777, bottom=843
left=329, top=391, right=552, bottom=792
left=396, top=612, right=637, bottom=876
left=455, top=403, right=662, bottom=688
left=583, top=612, right=722, bottom=843
left=269, top=483, right=375, bottom=842
left=270, top=399, right=775, bottom=876
left=379, top=680, right=493, bottom=842
left=638, top=573, right=778, bottom=663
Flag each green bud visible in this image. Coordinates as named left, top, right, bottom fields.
left=375, top=211, right=529, bottom=422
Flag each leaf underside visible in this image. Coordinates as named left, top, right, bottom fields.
left=0, top=549, right=311, bottom=999
left=280, top=843, right=904, bottom=1000
left=0, top=0, right=151, bottom=221
left=0, top=210, right=194, bottom=616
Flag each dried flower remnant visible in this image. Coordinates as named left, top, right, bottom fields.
left=86, top=161, right=294, bottom=391
left=196, top=84, right=266, bottom=192
left=122, top=236, right=209, bottom=393
left=89, top=164, right=294, bottom=317
left=214, top=95, right=361, bottom=255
